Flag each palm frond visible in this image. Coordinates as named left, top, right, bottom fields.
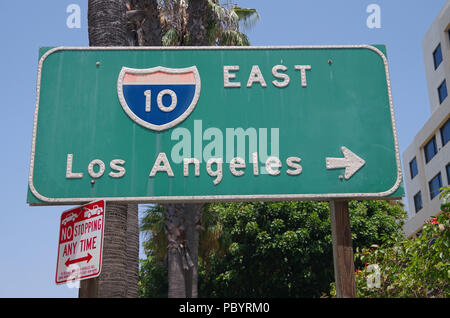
left=140, top=204, right=168, bottom=262
left=232, top=6, right=260, bottom=31
left=162, top=28, right=181, bottom=46
left=208, top=0, right=229, bottom=23
left=219, top=29, right=250, bottom=46
left=204, top=0, right=256, bottom=46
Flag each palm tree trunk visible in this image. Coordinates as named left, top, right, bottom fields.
left=81, top=0, right=139, bottom=298
left=159, top=0, right=210, bottom=298
left=187, top=0, right=209, bottom=45
left=164, top=204, right=187, bottom=298
left=183, top=203, right=203, bottom=298
left=122, top=1, right=163, bottom=297
left=125, top=203, right=139, bottom=297
left=126, top=0, right=162, bottom=46
left=164, top=0, right=210, bottom=298
left=164, top=203, right=203, bottom=298
left=97, top=203, right=128, bottom=297
left=88, top=0, right=128, bottom=46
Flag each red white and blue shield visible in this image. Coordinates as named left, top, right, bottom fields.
left=117, top=66, right=201, bottom=131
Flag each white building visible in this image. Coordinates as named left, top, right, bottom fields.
left=403, top=1, right=450, bottom=237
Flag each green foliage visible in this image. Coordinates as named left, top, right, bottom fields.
left=232, top=6, right=260, bottom=31
left=138, top=204, right=168, bottom=298
left=138, top=255, right=168, bottom=298
left=162, top=28, right=180, bottom=46
left=440, top=186, right=450, bottom=213
left=354, top=214, right=449, bottom=297
left=199, top=201, right=334, bottom=297
left=354, top=188, right=450, bottom=298
left=158, top=0, right=254, bottom=46
left=199, top=201, right=405, bottom=298
left=349, top=200, right=405, bottom=249
left=138, top=200, right=407, bottom=297
left=205, top=0, right=252, bottom=46
left=140, top=204, right=166, bottom=263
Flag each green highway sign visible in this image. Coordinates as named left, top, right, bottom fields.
left=28, top=46, right=403, bottom=205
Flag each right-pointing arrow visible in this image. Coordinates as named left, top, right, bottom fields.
left=326, top=146, right=366, bottom=180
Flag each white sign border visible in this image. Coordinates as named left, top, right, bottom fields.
left=29, top=45, right=402, bottom=205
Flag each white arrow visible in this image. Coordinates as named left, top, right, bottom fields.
left=326, top=146, right=366, bottom=180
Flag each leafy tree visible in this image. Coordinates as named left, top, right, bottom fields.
left=200, top=201, right=405, bottom=297
left=139, top=254, right=169, bottom=298
left=139, top=200, right=406, bottom=297
left=156, top=0, right=258, bottom=46
left=199, top=201, right=334, bottom=297
left=353, top=187, right=449, bottom=298
left=205, top=0, right=258, bottom=45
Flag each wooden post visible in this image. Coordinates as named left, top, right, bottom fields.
left=79, top=277, right=98, bottom=298
left=330, top=201, right=357, bottom=298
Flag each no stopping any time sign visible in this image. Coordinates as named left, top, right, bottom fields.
left=55, top=200, right=105, bottom=285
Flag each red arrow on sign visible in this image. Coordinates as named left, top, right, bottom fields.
left=65, top=253, right=93, bottom=267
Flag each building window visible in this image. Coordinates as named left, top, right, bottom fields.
left=440, top=118, right=450, bottom=147
left=438, top=80, right=448, bottom=104
left=433, top=43, right=443, bottom=69
left=409, top=157, right=418, bottom=179
left=447, top=163, right=450, bottom=185
left=428, top=173, right=442, bottom=200
left=424, top=136, right=438, bottom=163
left=413, top=191, right=423, bottom=213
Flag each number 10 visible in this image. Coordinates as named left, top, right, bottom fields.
left=144, top=89, right=178, bottom=113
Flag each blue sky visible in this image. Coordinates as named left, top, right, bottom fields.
left=0, top=0, right=446, bottom=297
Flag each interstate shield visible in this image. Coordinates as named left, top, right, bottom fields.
left=117, top=66, right=201, bottom=131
